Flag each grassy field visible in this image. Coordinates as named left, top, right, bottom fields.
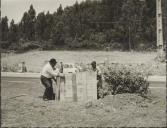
left=1, top=50, right=166, bottom=75
left=1, top=50, right=166, bottom=127
left=1, top=77, right=166, bottom=127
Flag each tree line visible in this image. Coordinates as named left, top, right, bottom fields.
left=1, top=0, right=166, bottom=52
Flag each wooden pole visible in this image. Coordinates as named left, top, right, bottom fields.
left=156, top=0, right=164, bottom=56
left=164, top=0, right=167, bottom=50
left=128, top=25, right=131, bottom=51
left=56, top=76, right=60, bottom=101
left=60, top=76, right=65, bottom=101
left=72, top=73, right=77, bottom=102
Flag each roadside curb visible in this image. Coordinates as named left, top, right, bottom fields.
left=147, top=75, right=166, bottom=82
left=1, top=72, right=40, bottom=78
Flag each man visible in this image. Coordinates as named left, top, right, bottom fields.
left=41, top=58, right=62, bottom=101
left=91, top=61, right=102, bottom=99
left=21, top=61, right=27, bottom=72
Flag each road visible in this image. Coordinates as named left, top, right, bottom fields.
left=1, top=77, right=44, bottom=100
left=1, top=76, right=166, bottom=99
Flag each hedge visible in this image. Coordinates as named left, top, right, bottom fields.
left=98, top=66, right=149, bottom=98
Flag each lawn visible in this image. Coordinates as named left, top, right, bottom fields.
left=1, top=50, right=166, bottom=75
left=1, top=77, right=166, bottom=127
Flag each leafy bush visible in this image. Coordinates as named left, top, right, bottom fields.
left=1, top=41, right=10, bottom=49
left=13, top=41, right=39, bottom=53
left=98, top=66, right=149, bottom=98
left=41, top=41, right=56, bottom=50
left=1, top=63, right=19, bottom=72
left=154, top=51, right=166, bottom=63
left=92, top=32, right=107, bottom=44
left=110, top=42, right=123, bottom=50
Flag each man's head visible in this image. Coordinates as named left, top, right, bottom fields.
left=49, top=58, right=57, bottom=68
left=91, top=61, right=96, bottom=70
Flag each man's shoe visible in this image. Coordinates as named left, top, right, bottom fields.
left=43, top=96, right=49, bottom=101
left=43, top=98, right=49, bottom=101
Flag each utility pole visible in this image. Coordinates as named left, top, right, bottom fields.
left=164, top=0, right=167, bottom=51
left=128, top=25, right=131, bottom=51
left=156, top=0, right=164, bottom=57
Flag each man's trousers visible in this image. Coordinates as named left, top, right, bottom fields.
left=40, top=75, right=55, bottom=100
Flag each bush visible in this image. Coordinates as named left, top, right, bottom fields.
left=16, top=41, right=40, bottom=53
left=98, top=66, right=149, bottom=98
left=41, top=41, right=55, bottom=50
left=110, top=42, right=123, bottom=50
left=80, top=40, right=99, bottom=48
left=1, top=63, right=19, bottom=72
left=1, top=41, right=10, bottom=49
left=67, top=39, right=80, bottom=49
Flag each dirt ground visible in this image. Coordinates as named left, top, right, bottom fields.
left=1, top=77, right=166, bottom=127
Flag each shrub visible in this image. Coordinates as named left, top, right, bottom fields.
left=16, top=41, right=40, bottom=53
left=80, top=40, right=99, bottom=49
left=67, top=39, right=80, bottom=49
left=98, top=66, right=149, bottom=98
left=1, top=63, right=19, bottom=72
left=41, top=41, right=55, bottom=50
left=154, top=51, right=166, bottom=63
left=110, top=42, right=123, bottom=50
left=1, top=41, right=10, bottom=49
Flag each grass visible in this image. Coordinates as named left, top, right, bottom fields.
left=1, top=50, right=166, bottom=127
left=1, top=50, right=166, bottom=75
left=1, top=77, right=166, bottom=127
left=1, top=51, right=164, bottom=72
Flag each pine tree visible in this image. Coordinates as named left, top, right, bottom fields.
left=1, top=16, right=9, bottom=41
left=35, top=12, right=46, bottom=40
left=20, top=12, right=31, bottom=40
left=57, top=4, right=63, bottom=16
left=28, top=4, right=36, bottom=40
left=43, top=11, right=54, bottom=40
left=8, top=19, right=19, bottom=42
left=1, top=16, right=9, bottom=49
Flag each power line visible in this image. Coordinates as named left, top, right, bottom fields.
left=90, top=20, right=142, bottom=24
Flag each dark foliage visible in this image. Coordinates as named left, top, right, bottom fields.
left=98, top=66, right=149, bottom=98
left=1, top=0, right=166, bottom=51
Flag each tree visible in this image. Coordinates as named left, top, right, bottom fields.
left=28, top=4, right=36, bottom=40
left=57, top=4, right=63, bottom=16
left=20, top=12, right=31, bottom=40
left=118, top=0, right=145, bottom=50
left=52, top=21, right=65, bottom=45
left=28, top=4, right=36, bottom=20
left=35, top=11, right=54, bottom=41
left=1, top=16, right=9, bottom=41
left=1, top=16, right=9, bottom=49
left=35, top=12, right=46, bottom=40
left=43, top=11, right=54, bottom=40
left=1, top=0, right=157, bottom=51
left=140, top=0, right=156, bottom=49
left=8, top=19, right=19, bottom=42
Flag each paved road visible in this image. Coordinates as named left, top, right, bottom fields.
left=1, top=77, right=43, bottom=100
left=1, top=77, right=166, bottom=89
left=1, top=77, right=166, bottom=95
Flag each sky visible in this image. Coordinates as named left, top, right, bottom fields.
left=1, top=0, right=85, bottom=23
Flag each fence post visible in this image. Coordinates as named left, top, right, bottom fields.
left=72, top=73, right=77, bottom=102
left=60, top=76, right=65, bottom=101
left=56, top=76, right=60, bottom=101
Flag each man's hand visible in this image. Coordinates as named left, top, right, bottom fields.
left=57, top=73, right=65, bottom=77
left=52, top=77, right=57, bottom=83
